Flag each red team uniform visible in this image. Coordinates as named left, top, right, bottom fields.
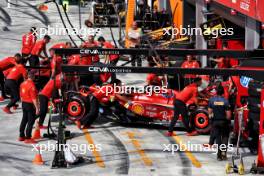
left=0, top=57, right=17, bottom=100
left=38, top=74, right=62, bottom=127
left=3, top=64, right=27, bottom=113
left=19, top=78, right=38, bottom=142
left=21, top=32, right=36, bottom=56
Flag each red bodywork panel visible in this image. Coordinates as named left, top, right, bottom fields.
left=232, top=76, right=248, bottom=107
left=89, top=84, right=180, bottom=121
left=130, top=91, right=177, bottom=121
left=214, top=0, right=264, bottom=23
left=232, top=66, right=264, bottom=139
left=257, top=89, right=264, bottom=167
left=232, top=67, right=263, bottom=107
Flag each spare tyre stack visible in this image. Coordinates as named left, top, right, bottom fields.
left=247, top=80, right=264, bottom=154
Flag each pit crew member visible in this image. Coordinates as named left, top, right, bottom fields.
left=50, top=42, right=72, bottom=77
left=79, top=35, right=100, bottom=86
left=127, top=21, right=143, bottom=67
left=19, top=71, right=39, bottom=144
left=146, top=57, right=166, bottom=86
left=97, top=36, right=119, bottom=65
left=38, top=73, right=62, bottom=128
left=80, top=35, right=100, bottom=64
left=21, top=27, right=37, bottom=64
left=29, top=35, right=51, bottom=67
left=208, top=84, right=231, bottom=161
left=181, top=55, right=200, bottom=86
left=76, top=79, right=123, bottom=129
left=0, top=54, right=20, bottom=101
left=167, top=77, right=202, bottom=136
left=2, top=55, right=27, bottom=114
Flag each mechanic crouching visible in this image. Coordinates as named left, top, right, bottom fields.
left=208, top=84, right=231, bottom=161
left=167, top=77, right=202, bottom=137
left=2, top=54, right=27, bottom=114
left=38, top=73, right=62, bottom=128
left=0, top=54, right=19, bottom=101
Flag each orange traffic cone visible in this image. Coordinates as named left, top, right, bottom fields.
left=38, top=4, right=48, bottom=12
left=32, top=121, right=41, bottom=140
left=33, top=146, right=44, bottom=165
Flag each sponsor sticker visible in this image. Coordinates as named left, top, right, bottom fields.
left=132, top=104, right=144, bottom=115
left=240, top=76, right=252, bottom=88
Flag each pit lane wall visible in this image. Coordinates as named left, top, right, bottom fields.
left=214, top=0, right=264, bottom=23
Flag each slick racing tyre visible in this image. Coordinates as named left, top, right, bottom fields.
left=248, top=97, right=261, bottom=113
left=81, top=95, right=99, bottom=126
left=248, top=111, right=260, bottom=122
left=192, top=109, right=211, bottom=134
left=248, top=81, right=263, bottom=98
left=66, top=95, right=88, bottom=121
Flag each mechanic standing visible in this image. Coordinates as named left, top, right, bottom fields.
left=97, top=36, right=119, bottom=81
left=2, top=54, right=27, bottom=114
left=50, top=42, right=72, bottom=77
left=80, top=35, right=100, bottom=64
left=167, top=77, right=202, bottom=136
left=19, top=71, right=39, bottom=144
left=210, top=42, right=229, bottom=69
left=127, top=21, right=143, bottom=67
left=181, top=55, right=200, bottom=86
left=208, top=84, right=231, bottom=161
left=79, top=35, right=100, bottom=86
left=97, top=36, right=119, bottom=65
left=21, top=27, right=37, bottom=64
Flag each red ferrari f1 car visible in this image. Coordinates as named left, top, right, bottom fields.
left=63, top=83, right=211, bottom=134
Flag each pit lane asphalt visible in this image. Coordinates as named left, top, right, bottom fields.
left=0, top=99, right=259, bottom=176
left=0, top=1, right=259, bottom=175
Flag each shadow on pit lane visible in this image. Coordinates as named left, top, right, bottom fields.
left=0, top=6, right=12, bottom=26
left=50, top=114, right=118, bottom=128
left=117, top=122, right=186, bottom=131
left=0, top=141, right=33, bottom=149
left=0, top=155, right=35, bottom=174
left=11, top=0, right=50, bottom=26
left=48, top=114, right=193, bottom=138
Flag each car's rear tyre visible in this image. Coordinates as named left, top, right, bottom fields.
left=248, top=81, right=263, bottom=98
left=248, top=111, right=260, bottom=121
left=248, top=104, right=260, bottom=113
left=81, top=95, right=99, bottom=126
left=248, top=97, right=261, bottom=113
left=192, top=109, right=211, bottom=134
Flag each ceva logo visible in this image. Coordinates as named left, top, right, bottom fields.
left=80, top=49, right=99, bottom=55
left=88, top=67, right=109, bottom=72
left=240, top=76, right=252, bottom=88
